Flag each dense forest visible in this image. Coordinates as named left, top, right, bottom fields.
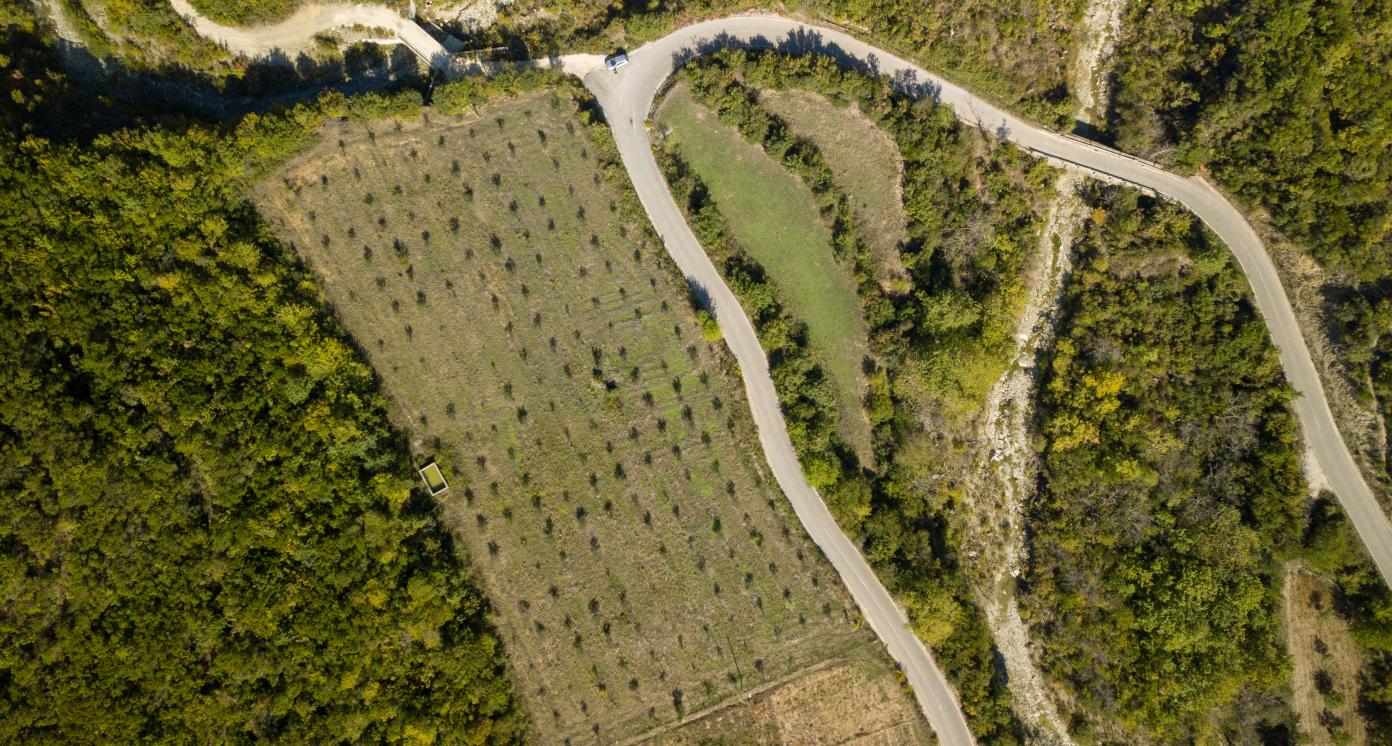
left=0, top=11, right=523, bottom=743
left=1026, top=185, right=1305, bottom=739
left=1027, top=184, right=1392, bottom=741
left=657, top=49, right=1056, bottom=741
left=1109, top=0, right=1390, bottom=277
left=1108, top=0, right=1392, bottom=497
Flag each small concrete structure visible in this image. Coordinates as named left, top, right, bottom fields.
left=419, top=461, right=449, bottom=496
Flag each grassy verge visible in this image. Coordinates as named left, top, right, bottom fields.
left=758, top=87, right=912, bottom=293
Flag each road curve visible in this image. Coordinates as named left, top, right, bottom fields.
left=164, top=7, right=1392, bottom=744
left=579, top=14, right=1392, bottom=744
left=168, top=0, right=453, bottom=66
left=588, top=81, right=983, bottom=741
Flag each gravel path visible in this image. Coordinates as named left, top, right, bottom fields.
left=167, top=0, right=450, bottom=64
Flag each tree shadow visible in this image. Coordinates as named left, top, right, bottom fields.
left=42, top=23, right=431, bottom=125
left=685, top=277, right=712, bottom=312
left=668, top=27, right=942, bottom=104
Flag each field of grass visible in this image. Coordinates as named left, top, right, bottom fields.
left=255, top=91, right=922, bottom=743
left=656, top=83, right=875, bottom=466
left=758, top=88, right=912, bottom=294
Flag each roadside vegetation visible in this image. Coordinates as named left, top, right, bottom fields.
left=1026, top=184, right=1305, bottom=740
left=758, top=88, right=912, bottom=294
left=1025, top=183, right=1392, bottom=742
left=255, top=85, right=925, bottom=742
left=1107, top=0, right=1392, bottom=505
left=206, top=0, right=1084, bottom=120
left=51, top=0, right=230, bottom=71
left=186, top=0, right=333, bottom=25
left=1108, top=0, right=1389, bottom=278
left=656, top=82, right=876, bottom=466
left=654, top=48, right=1057, bottom=741
left=0, top=16, right=523, bottom=743
left=495, top=0, right=1084, bottom=121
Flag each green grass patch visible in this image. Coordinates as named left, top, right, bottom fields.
left=656, top=83, right=874, bottom=463
left=419, top=461, right=448, bottom=494
left=758, top=88, right=912, bottom=292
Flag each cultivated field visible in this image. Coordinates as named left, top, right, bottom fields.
left=758, top=88, right=912, bottom=293
left=656, top=83, right=874, bottom=466
left=255, top=91, right=922, bottom=743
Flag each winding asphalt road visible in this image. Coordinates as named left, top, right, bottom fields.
left=162, top=8, right=1392, bottom=746
left=579, top=15, right=1392, bottom=744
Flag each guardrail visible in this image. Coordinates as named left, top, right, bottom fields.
left=1023, top=145, right=1163, bottom=199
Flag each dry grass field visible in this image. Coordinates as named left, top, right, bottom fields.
left=1284, top=565, right=1367, bottom=745
left=650, top=656, right=932, bottom=745
left=758, top=88, right=912, bottom=294
left=255, top=91, right=924, bottom=743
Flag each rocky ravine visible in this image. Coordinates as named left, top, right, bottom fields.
left=958, top=1, right=1128, bottom=743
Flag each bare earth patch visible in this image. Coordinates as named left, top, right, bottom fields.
left=645, top=656, right=931, bottom=745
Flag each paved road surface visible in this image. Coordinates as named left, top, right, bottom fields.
left=582, top=75, right=984, bottom=739
left=163, top=9, right=1392, bottom=745
left=581, top=15, right=1392, bottom=744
